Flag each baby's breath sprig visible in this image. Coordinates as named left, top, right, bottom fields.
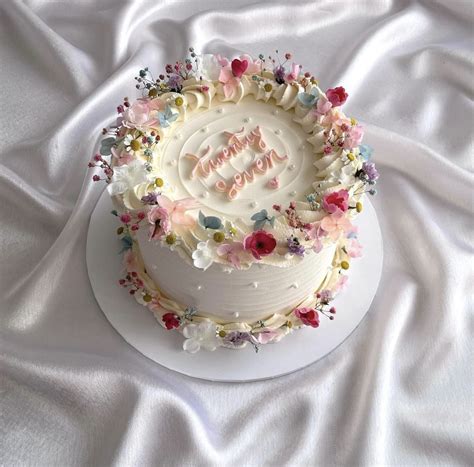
left=89, top=153, right=113, bottom=183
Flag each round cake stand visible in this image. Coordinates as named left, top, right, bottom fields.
left=87, top=190, right=383, bottom=382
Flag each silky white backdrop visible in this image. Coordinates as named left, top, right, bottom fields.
left=1, top=0, right=473, bottom=465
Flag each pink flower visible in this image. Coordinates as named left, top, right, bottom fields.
left=344, top=124, right=364, bottom=149
left=307, top=222, right=325, bottom=253
left=334, top=274, right=348, bottom=292
left=322, top=189, right=349, bottom=214
left=217, top=241, right=244, bottom=269
left=123, top=249, right=138, bottom=272
left=256, top=328, right=281, bottom=344
left=111, top=147, right=134, bottom=166
left=162, top=312, right=180, bottom=330
left=294, top=307, right=320, bottom=328
left=219, top=66, right=241, bottom=98
left=243, top=230, right=277, bottom=260
left=123, top=99, right=157, bottom=129
left=157, top=195, right=200, bottom=227
left=218, top=55, right=260, bottom=98
left=267, top=176, right=279, bottom=189
left=147, top=206, right=170, bottom=240
left=347, top=239, right=363, bottom=258
left=285, top=63, right=301, bottom=82
left=238, top=54, right=262, bottom=74
left=320, top=211, right=353, bottom=240
left=326, top=86, right=348, bottom=107
left=313, top=94, right=332, bottom=117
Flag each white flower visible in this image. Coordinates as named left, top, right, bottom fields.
left=160, top=234, right=182, bottom=251
left=337, top=162, right=357, bottom=187
left=182, top=321, right=220, bottom=353
left=192, top=241, right=214, bottom=270
left=197, top=54, right=222, bottom=81
left=107, top=159, right=150, bottom=196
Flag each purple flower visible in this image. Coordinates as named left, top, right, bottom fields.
left=273, top=65, right=285, bottom=84
left=141, top=192, right=159, bottom=205
left=287, top=236, right=305, bottom=256
left=318, top=289, right=333, bottom=303
left=167, top=74, right=183, bottom=91
left=223, top=331, right=259, bottom=351
left=362, top=162, right=379, bottom=182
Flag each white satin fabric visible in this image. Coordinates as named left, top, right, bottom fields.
left=1, top=0, right=472, bottom=465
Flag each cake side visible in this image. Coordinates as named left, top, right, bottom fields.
left=136, top=226, right=337, bottom=322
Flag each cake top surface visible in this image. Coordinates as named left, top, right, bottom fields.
left=91, top=50, right=379, bottom=270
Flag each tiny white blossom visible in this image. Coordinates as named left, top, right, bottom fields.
left=107, top=159, right=150, bottom=196
left=197, top=54, right=222, bottom=81
left=192, top=241, right=214, bottom=271
left=182, top=321, right=220, bottom=353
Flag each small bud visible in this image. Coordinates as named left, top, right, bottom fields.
left=213, top=231, right=225, bottom=243
left=340, top=260, right=350, bottom=270
left=120, top=213, right=132, bottom=224
left=165, top=233, right=176, bottom=245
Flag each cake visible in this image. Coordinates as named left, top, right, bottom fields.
left=89, top=49, right=379, bottom=353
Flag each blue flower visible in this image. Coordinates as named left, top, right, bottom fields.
left=119, top=235, right=133, bottom=253
left=250, top=209, right=275, bottom=231
left=158, top=105, right=179, bottom=128
left=297, top=88, right=319, bottom=107
left=198, top=211, right=222, bottom=230
left=358, top=144, right=373, bottom=161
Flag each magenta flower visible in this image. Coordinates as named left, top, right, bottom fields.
left=326, top=86, right=348, bottom=107
left=162, top=312, right=180, bottom=330
left=294, top=307, right=320, bottom=328
left=322, top=189, right=349, bottom=214
left=243, top=230, right=277, bottom=260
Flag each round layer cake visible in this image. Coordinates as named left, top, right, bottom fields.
left=91, top=50, right=379, bottom=352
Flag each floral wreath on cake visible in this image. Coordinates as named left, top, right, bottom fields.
left=89, top=49, right=379, bottom=353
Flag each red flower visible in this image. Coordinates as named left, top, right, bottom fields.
left=326, top=86, right=348, bottom=107
left=322, top=189, right=349, bottom=214
left=162, top=312, right=181, bottom=330
left=243, top=230, right=277, bottom=260
left=294, top=307, right=320, bottom=328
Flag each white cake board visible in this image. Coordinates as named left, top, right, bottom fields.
left=87, top=189, right=383, bottom=382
